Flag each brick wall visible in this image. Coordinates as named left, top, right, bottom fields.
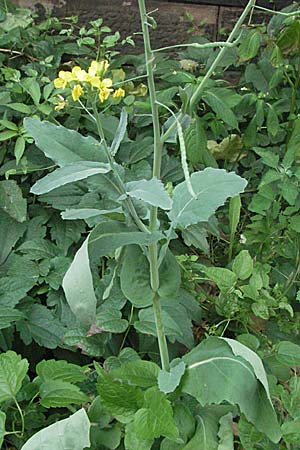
left=14, top=0, right=293, bottom=49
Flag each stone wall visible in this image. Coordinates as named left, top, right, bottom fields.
left=14, top=0, right=293, bottom=49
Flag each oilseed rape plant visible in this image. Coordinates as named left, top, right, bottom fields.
left=53, top=59, right=125, bottom=104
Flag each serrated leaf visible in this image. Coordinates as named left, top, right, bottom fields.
left=97, top=371, right=144, bottom=423
left=0, top=351, right=28, bottom=402
left=31, top=161, right=111, bottom=194
left=125, top=421, right=153, bottom=450
left=0, top=307, right=24, bottom=330
left=0, top=180, right=27, bottom=222
left=184, top=118, right=217, bottom=167
left=232, top=250, right=253, bottom=280
left=24, top=118, right=105, bottom=167
left=133, top=387, right=178, bottom=440
left=39, top=380, right=88, bottom=408
left=111, top=360, right=159, bottom=388
left=125, top=177, right=172, bottom=210
left=158, top=361, right=186, bottom=394
left=169, top=168, right=247, bottom=229
left=96, top=308, right=128, bottom=333
left=36, top=360, right=86, bottom=383
left=181, top=337, right=281, bottom=443
left=20, top=408, right=90, bottom=450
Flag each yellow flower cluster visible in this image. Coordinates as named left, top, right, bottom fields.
left=53, top=60, right=125, bottom=103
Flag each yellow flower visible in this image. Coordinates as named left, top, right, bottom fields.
left=99, top=87, right=112, bottom=103
left=86, top=75, right=101, bottom=88
left=100, top=78, right=113, bottom=88
left=136, top=83, right=148, bottom=96
left=53, top=70, right=73, bottom=89
left=72, top=84, right=84, bottom=101
left=113, top=88, right=125, bottom=99
left=54, top=95, right=68, bottom=111
left=88, top=60, right=109, bottom=77
left=72, top=66, right=88, bottom=82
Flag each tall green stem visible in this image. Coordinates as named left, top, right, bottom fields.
left=189, top=0, right=256, bottom=113
left=138, top=0, right=170, bottom=371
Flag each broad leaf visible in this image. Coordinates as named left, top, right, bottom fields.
left=276, top=341, right=300, bottom=367
left=169, top=168, right=247, bottom=229
left=218, top=413, right=234, bottom=450
left=125, top=177, right=172, bottom=210
left=0, top=307, right=24, bottom=330
left=0, top=211, right=26, bottom=265
left=20, top=408, right=91, bottom=450
left=203, top=267, right=237, bottom=293
left=183, top=411, right=219, bottom=450
left=61, top=208, right=121, bottom=220
left=158, top=361, right=186, bottom=394
left=39, top=380, right=88, bottom=408
left=0, top=351, right=28, bottom=402
left=181, top=337, right=281, bottom=443
left=203, top=90, right=238, bottom=129
left=232, top=250, right=253, bottom=280
left=24, top=117, right=105, bottom=166
left=31, top=161, right=111, bottom=194
left=111, top=360, right=159, bottom=388
left=0, top=180, right=27, bottom=223
left=184, top=118, right=217, bottom=167
left=239, top=29, right=261, bottom=62
left=158, top=250, right=181, bottom=298
left=96, top=308, right=128, bottom=333
left=133, top=387, right=178, bottom=440
left=36, top=359, right=86, bottom=383
left=125, top=421, right=153, bottom=450
left=62, top=237, right=97, bottom=326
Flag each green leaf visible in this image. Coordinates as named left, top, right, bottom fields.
left=0, top=211, right=26, bottom=265
left=169, top=168, right=247, bottom=229
left=21, top=77, right=41, bottom=104
left=133, top=387, right=178, bottom=440
left=158, top=361, right=186, bottom=394
left=184, top=118, right=217, bottom=167
left=63, top=237, right=97, bottom=326
left=97, top=370, right=144, bottom=423
left=110, top=108, right=128, bottom=156
left=281, top=419, right=300, bottom=445
left=7, top=103, right=32, bottom=114
left=239, top=30, right=261, bottom=62
left=20, top=408, right=90, bottom=450
left=203, top=90, right=238, bottom=129
left=36, top=360, right=86, bottom=383
left=31, top=161, right=111, bottom=194
left=266, top=104, right=280, bottom=137
left=24, top=118, right=105, bottom=167
left=125, top=421, right=153, bottom=450
left=0, top=307, right=24, bottom=330
left=218, top=413, right=234, bottom=450
left=61, top=207, right=121, bottom=220
left=14, top=136, right=26, bottom=164
left=182, top=411, right=219, bottom=450
left=39, top=380, right=88, bottom=408
left=181, top=337, right=281, bottom=443
left=125, top=177, right=172, bottom=210
left=120, top=245, right=154, bottom=308
left=276, top=341, right=300, bottom=367
left=0, top=411, right=5, bottom=449
left=204, top=267, right=237, bottom=293
left=111, top=360, right=159, bottom=388
left=0, top=130, right=18, bottom=141
left=0, top=180, right=27, bottom=223
left=91, top=424, right=122, bottom=449
left=96, top=308, right=128, bottom=333
left=228, top=195, right=241, bottom=255
left=89, top=222, right=162, bottom=258
left=0, top=351, right=28, bottom=402
left=159, top=249, right=181, bottom=298
left=232, top=250, right=253, bottom=280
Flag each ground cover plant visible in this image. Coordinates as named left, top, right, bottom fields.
left=2, top=0, right=300, bottom=448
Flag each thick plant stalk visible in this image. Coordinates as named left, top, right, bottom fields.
left=138, top=0, right=170, bottom=371
left=189, top=0, right=256, bottom=113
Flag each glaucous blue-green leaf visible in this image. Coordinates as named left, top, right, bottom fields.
left=110, top=108, right=128, bottom=156
left=169, top=168, right=247, bottom=229
left=24, top=117, right=105, bottom=166
left=0, top=351, right=28, bottom=402
left=39, top=380, right=88, bottom=408
left=158, top=361, right=186, bottom=394
left=182, top=411, right=219, bottom=450
left=20, top=408, right=91, bottom=450
left=0, top=411, right=5, bottom=449
left=181, top=337, right=281, bottom=443
left=120, top=245, right=154, bottom=308
left=96, top=308, right=128, bottom=333
left=89, top=222, right=162, bottom=259
left=125, top=177, right=172, bottom=210
left=132, top=387, right=179, bottom=440
left=36, top=359, right=86, bottom=383
left=110, top=360, right=159, bottom=388
left=276, top=341, right=300, bottom=367
left=158, top=249, right=181, bottom=297
left=31, top=161, right=111, bottom=195
left=61, top=207, right=122, bottom=220
left=218, top=413, right=234, bottom=450
left=62, top=237, right=97, bottom=326
left=0, top=180, right=27, bottom=223
left=97, top=370, right=144, bottom=423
